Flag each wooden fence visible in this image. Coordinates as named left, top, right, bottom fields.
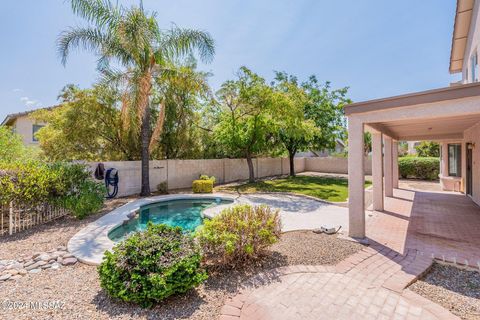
left=0, top=202, right=69, bottom=237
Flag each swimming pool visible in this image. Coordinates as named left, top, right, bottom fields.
left=108, top=198, right=233, bottom=241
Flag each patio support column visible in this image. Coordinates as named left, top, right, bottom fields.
left=372, top=132, right=384, bottom=211
left=384, top=136, right=394, bottom=197
left=392, top=140, right=399, bottom=189
left=348, top=117, right=365, bottom=238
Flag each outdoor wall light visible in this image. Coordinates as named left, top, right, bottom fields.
left=467, top=143, right=475, bottom=149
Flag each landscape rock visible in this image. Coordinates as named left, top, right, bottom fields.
left=50, top=263, right=61, bottom=270
left=18, top=269, right=28, bottom=275
left=26, top=260, right=47, bottom=271
left=29, top=269, right=41, bottom=274
left=0, top=274, right=11, bottom=281
left=61, top=257, right=77, bottom=266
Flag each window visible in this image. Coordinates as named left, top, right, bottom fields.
left=448, top=144, right=462, bottom=177
left=471, top=53, right=478, bottom=82
left=32, top=124, right=44, bottom=142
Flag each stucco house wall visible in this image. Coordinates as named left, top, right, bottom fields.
left=464, top=121, right=480, bottom=204
left=10, top=115, right=46, bottom=147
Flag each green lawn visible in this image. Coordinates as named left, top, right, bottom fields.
left=219, top=175, right=371, bottom=202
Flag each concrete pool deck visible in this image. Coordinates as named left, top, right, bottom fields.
left=68, top=193, right=354, bottom=265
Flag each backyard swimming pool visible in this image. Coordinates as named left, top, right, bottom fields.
left=108, top=198, right=233, bottom=241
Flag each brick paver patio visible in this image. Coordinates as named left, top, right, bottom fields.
left=368, top=188, right=480, bottom=268
left=220, top=186, right=480, bottom=320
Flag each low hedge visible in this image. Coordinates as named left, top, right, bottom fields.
left=192, top=179, right=213, bottom=193
left=98, top=224, right=207, bottom=307
left=398, top=157, right=439, bottom=180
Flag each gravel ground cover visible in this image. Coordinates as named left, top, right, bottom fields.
left=0, top=198, right=133, bottom=260
left=0, top=231, right=363, bottom=320
left=409, top=263, right=480, bottom=320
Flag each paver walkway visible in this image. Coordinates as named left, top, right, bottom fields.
left=220, top=243, right=458, bottom=320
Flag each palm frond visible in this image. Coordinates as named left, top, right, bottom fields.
left=69, top=0, right=120, bottom=27
left=161, top=27, right=215, bottom=64
left=57, top=27, right=107, bottom=66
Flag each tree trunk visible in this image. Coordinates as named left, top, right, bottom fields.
left=139, top=72, right=152, bottom=196
left=289, top=150, right=296, bottom=177
left=140, top=105, right=151, bottom=196
left=246, top=153, right=255, bottom=183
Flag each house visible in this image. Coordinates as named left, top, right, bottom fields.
left=1, top=108, right=49, bottom=146
left=344, top=0, right=480, bottom=239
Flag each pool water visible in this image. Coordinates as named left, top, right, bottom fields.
left=108, top=198, right=232, bottom=242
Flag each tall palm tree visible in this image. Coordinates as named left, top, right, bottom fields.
left=58, top=0, right=215, bottom=196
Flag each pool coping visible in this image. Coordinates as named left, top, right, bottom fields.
left=67, top=193, right=238, bottom=266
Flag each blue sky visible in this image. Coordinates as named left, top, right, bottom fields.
left=0, top=0, right=459, bottom=121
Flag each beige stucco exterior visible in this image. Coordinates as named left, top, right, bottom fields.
left=8, top=115, right=46, bottom=147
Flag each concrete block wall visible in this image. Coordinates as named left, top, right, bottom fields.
left=87, top=156, right=376, bottom=197
left=305, top=156, right=372, bottom=175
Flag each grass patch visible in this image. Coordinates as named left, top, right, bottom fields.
left=218, top=175, right=371, bottom=202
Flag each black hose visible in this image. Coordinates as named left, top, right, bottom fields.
left=105, top=168, right=119, bottom=199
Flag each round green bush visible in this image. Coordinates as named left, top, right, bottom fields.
left=196, top=204, right=281, bottom=266
left=98, top=223, right=207, bottom=307
left=398, top=157, right=440, bottom=180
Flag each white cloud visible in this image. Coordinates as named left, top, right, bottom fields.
left=12, top=88, right=23, bottom=93
left=20, top=96, right=42, bottom=108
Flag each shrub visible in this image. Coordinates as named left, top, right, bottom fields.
left=156, top=181, right=168, bottom=194
left=398, top=157, right=440, bottom=180
left=196, top=204, right=281, bottom=265
left=64, top=180, right=105, bottom=219
left=192, top=179, right=213, bottom=193
left=0, top=161, right=105, bottom=218
left=98, top=224, right=207, bottom=307
left=199, top=174, right=216, bottom=184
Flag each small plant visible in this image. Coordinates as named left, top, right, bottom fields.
left=199, top=174, right=216, bottom=184
left=196, top=204, right=281, bottom=265
left=98, top=223, right=207, bottom=307
left=156, top=181, right=168, bottom=194
left=192, top=179, right=213, bottom=193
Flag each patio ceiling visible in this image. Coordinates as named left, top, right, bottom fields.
left=367, top=113, right=480, bottom=141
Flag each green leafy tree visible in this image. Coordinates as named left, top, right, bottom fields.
left=32, top=85, right=141, bottom=161
left=156, top=59, right=212, bottom=159
left=271, top=72, right=319, bottom=176
left=0, top=126, right=39, bottom=162
left=415, top=141, right=440, bottom=157
left=58, top=0, right=215, bottom=196
left=302, top=77, right=350, bottom=152
left=215, top=67, right=275, bottom=182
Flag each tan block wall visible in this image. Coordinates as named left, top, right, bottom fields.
left=464, top=121, right=480, bottom=206
left=166, top=159, right=225, bottom=189
left=87, top=156, right=391, bottom=197
left=305, top=156, right=372, bottom=175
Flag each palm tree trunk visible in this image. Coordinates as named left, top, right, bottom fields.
left=139, top=72, right=152, bottom=196
left=140, top=106, right=150, bottom=196
left=246, top=153, right=255, bottom=183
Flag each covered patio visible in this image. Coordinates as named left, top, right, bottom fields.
left=345, top=82, right=480, bottom=267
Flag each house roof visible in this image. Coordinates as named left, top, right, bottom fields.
left=344, top=81, right=480, bottom=115
left=1, top=106, right=57, bottom=126
left=450, top=0, right=475, bottom=74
